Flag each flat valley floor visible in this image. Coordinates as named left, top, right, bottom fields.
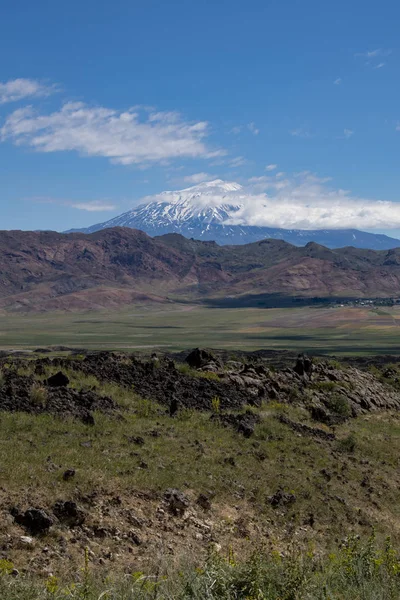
left=1, top=303, right=400, bottom=355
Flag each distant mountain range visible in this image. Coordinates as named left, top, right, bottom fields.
left=2, top=227, right=400, bottom=313
left=70, top=180, right=400, bottom=251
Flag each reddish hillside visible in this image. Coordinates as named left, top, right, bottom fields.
left=0, top=228, right=399, bottom=311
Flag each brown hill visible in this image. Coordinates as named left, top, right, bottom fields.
left=0, top=227, right=400, bottom=311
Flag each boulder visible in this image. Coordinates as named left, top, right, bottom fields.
left=163, top=489, right=190, bottom=516
left=185, top=349, right=216, bottom=370
left=46, top=371, right=70, bottom=387
left=294, top=354, right=313, bottom=378
left=53, top=500, right=86, bottom=527
left=11, top=507, right=53, bottom=535
left=268, top=488, right=297, bottom=508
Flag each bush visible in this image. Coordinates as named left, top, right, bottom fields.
left=325, top=393, right=352, bottom=419
left=29, top=384, right=48, bottom=408
left=337, top=432, right=357, bottom=453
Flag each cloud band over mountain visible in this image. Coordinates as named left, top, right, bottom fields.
left=140, top=175, right=400, bottom=231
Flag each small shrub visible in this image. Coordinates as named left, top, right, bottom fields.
left=337, top=432, right=357, bottom=453
left=177, top=408, right=195, bottom=421
left=325, top=393, right=352, bottom=418
left=177, top=363, right=220, bottom=381
left=211, top=395, right=221, bottom=415
left=30, top=383, right=48, bottom=408
left=135, top=398, right=159, bottom=418
left=0, top=559, right=14, bottom=575
left=313, top=380, right=338, bottom=392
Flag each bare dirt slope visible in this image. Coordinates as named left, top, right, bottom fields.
left=1, top=228, right=400, bottom=311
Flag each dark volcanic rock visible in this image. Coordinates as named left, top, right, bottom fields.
left=216, top=410, right=261, bottom=438
left=278, top=414, right=335, bottom=441
left=0, top=369, right=116, bottom=419
left=53, top=500, right=86, bottom=527
left=12, top=507, right=53, bottom=535
left=63, top=469, right=76, bottom=481
left=294, top=354, right=313, bottom=378
left=268, top=489, right=297, bottom=508
left=163, top=489, right=190, bottom=516
left=46, top=371, right=70, bottom=387
left=185, top=348, right=216, bottom=370
left=62, top=352, right=252, bottom=411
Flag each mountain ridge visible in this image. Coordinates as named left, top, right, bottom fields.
left=69, top=180, right=400, bottom=250
left=1, top=227, right=400, bottom=312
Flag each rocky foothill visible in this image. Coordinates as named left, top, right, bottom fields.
left=1, top=348, right=400, bottom=577
left=0, top=348, right=399, bottom=425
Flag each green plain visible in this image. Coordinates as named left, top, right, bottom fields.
left=1, top=303, right=400, bottom=355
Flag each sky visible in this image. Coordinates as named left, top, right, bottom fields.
left=2, top=0, right=400, bottom=236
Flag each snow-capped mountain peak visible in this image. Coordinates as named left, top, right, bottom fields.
left=94, top=180, right=245, bottom=231
left=71, top=179, right=400, bottom=250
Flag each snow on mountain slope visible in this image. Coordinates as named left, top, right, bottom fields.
left=70, top=180, right=400, bottom=250
left=89, top=180, right=244, bottom=232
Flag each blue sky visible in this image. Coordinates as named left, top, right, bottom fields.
left=2, top=0, right=400, bottom=235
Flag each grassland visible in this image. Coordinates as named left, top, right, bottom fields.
left=3, top=364, right=400, bottom=598
left=1, top=303, right=400, bottom=355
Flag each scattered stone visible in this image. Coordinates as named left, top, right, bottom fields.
left=294, top=354, right=313, bottom=378
left=163, top=489, right=190, bottom=516
left=81, top=412, right=95, bottom=426
left=169, top=396, right=180, bottom=417
left=63, top=469, right=76, bottom=481
left=128, top=436, right=145, bottom=446
left=278, top=415, right=335, bottom=441
left=46, top=371, right=70, bottom=388
left=128, top=530, right=142, bottom=545
left=320, top=468, right=332, bottom=481
left=196, top=493, right=212, bottom=511
left=267, top=489, right=297, bottom=508
left=53, top=501, right=86, bottom=527
left=12, top=508, right=53, bottom=535
left=19, top=536, right=34, bottom=546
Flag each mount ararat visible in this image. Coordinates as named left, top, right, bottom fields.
left=71, top=180, right=400, bottom=251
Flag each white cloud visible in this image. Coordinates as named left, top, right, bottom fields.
left=265, top=164, right=277, bottom=171
left=334, top=78, right=342, bottom=85
left=231, top=174, right=400, bottom=229
left=275, top=171, right=285, bottom=178
left=230, top=126, right=242, bottom=134
left=0, top=102, right=224, bottom=167
left=31, top=196, right=117, bottom=211
left=70, top=201, right=117, bottom=212
left=183, top=172, right=213, bottom=184
left=229, top=156, right=247, bottom=168
left=290, top=127, right=312, bottom=138
left=356, top=48, right=391, bottom=58
left=144, top=173, right=400, bottom=231
left=247, top=122, right=259, bottom=135
left=0, top=78, right=58, bottom=104
left=343, top=129, right=354, bottom=139
left=355, top=49, right=391, bottom=69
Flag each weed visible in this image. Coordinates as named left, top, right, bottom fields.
left=336, top=432, right=357, bottom=453
left=211, top=395, right=221, bottom=415
left=177, top=363, right=220, bottom=381
left=325, top=393, right=352, bottom=419
left=29, top=383, right=48, bottom=408
left=136, top=398, right=161, bottom=418
left=313, top=380, right=338, bottom=392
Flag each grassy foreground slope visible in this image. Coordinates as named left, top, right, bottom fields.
left=2, top=351, right=400, bottom=598
left=1, top=303, right=400, bottom=354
